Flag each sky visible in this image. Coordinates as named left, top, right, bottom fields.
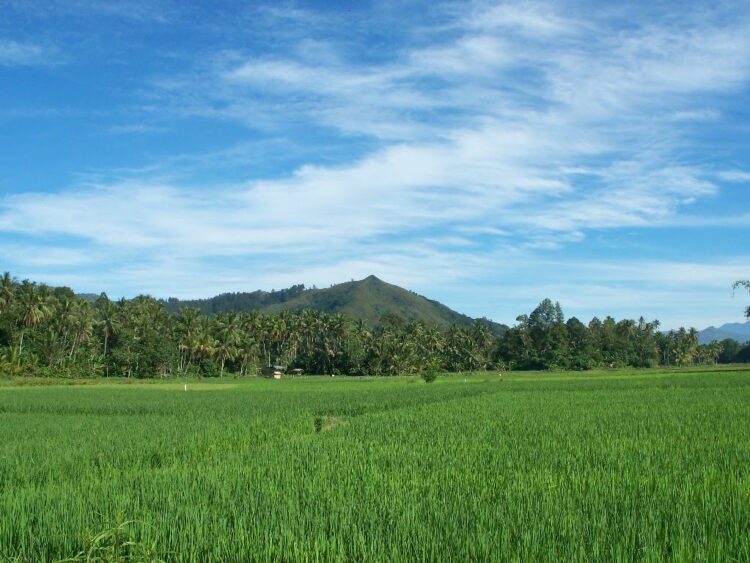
left=0, top=0, right=749, bottom=329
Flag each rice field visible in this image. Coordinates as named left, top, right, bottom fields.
left=1, top=367, right=749, bottom=561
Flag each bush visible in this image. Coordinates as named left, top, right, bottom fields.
left=421, top=369, right=439, bottom=383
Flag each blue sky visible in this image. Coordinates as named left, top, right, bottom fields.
left=1, top=0, right=749, bottom=329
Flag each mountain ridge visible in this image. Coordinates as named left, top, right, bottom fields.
left=697, top=321, right=750, bottom=345
left=161, top=275, right=508, bottom=335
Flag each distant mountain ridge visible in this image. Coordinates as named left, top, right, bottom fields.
left=697, top=321, right=750, bottom=345
left=161, top=275, right=508, bottom=335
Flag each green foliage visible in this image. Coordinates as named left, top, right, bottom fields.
left=1, top=272, right=748, bottom=380
left=59, top=515, right=163, bottom=563
left=0, top=347, right=23, bottom=377
left=162, top=275, right=507, bottom=333
left=1, top=369, right=749, bottom=560
left=499, top=304, right=666, bottom=371
left=162, top=284, right=307, bottom=315
left=421, top=368, right=439, bottom=383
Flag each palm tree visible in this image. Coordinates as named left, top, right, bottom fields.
left=0, top=271, right=16, bottom=315
left=258, top=315, right=276, bottom=368
left=16, top=282, right=53, bottom=366
left=69, top=303, right=94, bottom=362
left=192, top=318, right=217, bottom=375
left=349, top=319, right=372, bottom=375
left=268, top=314, right=288, bottom=366
left=0, top=347, right=22, bottom=376
left=708, top=340, right=723, bottom=365
left=216, top=312, right=241, bottom=377
left=96, top=299, right=120, bottom=377
left=236, top=334, right=259, bottom=377
left=176, top=307, right=201, bottom=372
left=55, top=298, right=79, bottom=361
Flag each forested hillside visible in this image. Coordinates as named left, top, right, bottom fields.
left=160, top=276, right=507, bottom=335
left=161, top=284, right=307, bottom=316
left=2, top=272, right=748, bottom=378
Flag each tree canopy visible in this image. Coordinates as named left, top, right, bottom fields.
left=0, top=272, right=747, bottom=378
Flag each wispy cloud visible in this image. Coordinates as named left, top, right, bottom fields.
left=0, top=40, right=56, bottom=66
left=433, top=255, right=750, bottom=329
left=1, top=1, right=749, bottom=325
left=718, top=170, right=750, bottom=183
left=106, top=123, right=166, bottom=135
left=4, top=0, right=176, bottom=23
left=466, top=2, right=581, bottom=36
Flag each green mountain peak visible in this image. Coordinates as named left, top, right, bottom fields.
left=162, top=276, right=507, bottom=334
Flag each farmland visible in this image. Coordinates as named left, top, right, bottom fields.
left=1, top=367, right=749, bottom=561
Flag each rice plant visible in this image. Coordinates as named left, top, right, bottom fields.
left=1, top=368, right=749, bottom=561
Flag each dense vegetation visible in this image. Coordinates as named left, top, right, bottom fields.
left=160, top=284, right=308, bottom=316
left=1, top=368, right=749, bottom=560
left=159, top=275, right=506, bottom=334
left=0, top=272, right=748, bottom=378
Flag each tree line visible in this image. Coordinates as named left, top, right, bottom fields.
left=160, top=284, right=307, bottom=315
left=0, top=273, right=748, bottom=378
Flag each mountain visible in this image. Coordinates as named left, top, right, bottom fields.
left=698, top=321, right=750, bottom=345
left=162, top=275, right=508, bottom=335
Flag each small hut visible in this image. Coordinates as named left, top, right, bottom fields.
left=291, top=368, right=304, bottom=377
left=263, top=365, right=287, bottom=379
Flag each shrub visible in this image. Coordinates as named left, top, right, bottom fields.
left=421, top=368, right=439, bottom=383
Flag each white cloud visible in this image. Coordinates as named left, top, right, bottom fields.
left=432, top=255, right=750, bottom=329
left=0, top=243, right=98, bottom=268
left=718, top=171, right=750, bottom=183
left=0, top=40, right=53, bottom=66
left=107, top=123, right=166, bottom=135
left=467, top=2, right=579, bottom=36
left=1, top=1, right=749, bottom=326
left=669, top=109, right=721, bottom=122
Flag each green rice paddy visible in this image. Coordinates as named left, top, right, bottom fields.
left=1, top=368, right=749, bottom=561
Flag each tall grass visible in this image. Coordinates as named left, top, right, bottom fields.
left=1, top=369, right=749, bottom=561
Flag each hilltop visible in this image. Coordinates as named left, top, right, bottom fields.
left=162, top=275, right=508, bottom=335
left=697, top=321, right=750, bottom=345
